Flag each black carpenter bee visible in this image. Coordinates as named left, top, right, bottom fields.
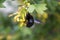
left=25, top=12, right=40, bottom=27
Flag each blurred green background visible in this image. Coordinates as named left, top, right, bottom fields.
left=0, top=0, right=60, bottom=40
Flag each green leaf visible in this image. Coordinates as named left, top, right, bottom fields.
left=27, top=5, right=35, bottom=13
left=0, top=0, right=5, bottom=7
left=0, top=4, right=5, bottom=8
left=35, top=3, right=47, bottom=14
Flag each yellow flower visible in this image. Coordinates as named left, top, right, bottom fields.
left=19, top=13, right=26, bottom=27
left=13, top=7, right=27, bottom=27
left=14, top=14, right=20, bottom=22
left=58, top=2, right=60, bottom=5
left=26, top=2, right=30, bottom=7
left=42, top=12, right=48, bottom=19
left=9, top=1, right=30, bottom=27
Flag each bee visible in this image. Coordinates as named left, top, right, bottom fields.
left=25, top=12, right=40, bottom=27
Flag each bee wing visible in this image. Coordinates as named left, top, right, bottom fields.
left=34, top=20, right=40, bottom=24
